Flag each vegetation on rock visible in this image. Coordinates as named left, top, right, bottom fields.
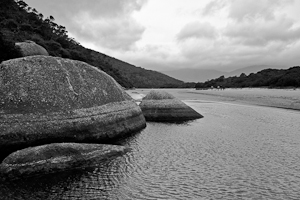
left=142, top=90, right=175, bottom=100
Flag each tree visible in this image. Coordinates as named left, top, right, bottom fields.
left=0, top=32, right=22, bottom=62
left=26, top=6, right=32, bottom=12
left=32, top=8, right=38, bottom=14
left=16, top=0, right=28, bottom=9
left=49, top=15, right=55, bottom=21
left=239, top=73, right=246, bottom=78
left=38, top=13, right=43, bottom=19
left=1, top=19, right=19, bottom=30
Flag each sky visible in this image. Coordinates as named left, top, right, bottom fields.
left=25, top=0, right=300, bottom=72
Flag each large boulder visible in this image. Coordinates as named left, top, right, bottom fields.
left=0, top=143, right=128, bottom=179
left=0, top=56, right=146, bottom=160
left=15, top=40, right=49, bottom=56
left=139, top=90, right=203, bottom=122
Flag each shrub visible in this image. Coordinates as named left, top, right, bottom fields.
left=69, top=49, right=87, bottom=62
left=0, top=32, right=22, bottom=62
left=20, top=23, right=33, bottom=31
left=60, top=48, right=71, bottom=58
left=0, top=19, right=19, bottom=30
left=44, top=40, right=61, bottom=51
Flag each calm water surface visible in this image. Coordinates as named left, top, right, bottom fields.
left=1, top=101, right=300, bottom=199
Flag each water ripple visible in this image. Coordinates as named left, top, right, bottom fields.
left=1, top=102, right=300, bottom=199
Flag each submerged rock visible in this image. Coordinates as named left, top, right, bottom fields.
left=0, top=143, right=128, bottom=178
left=15, top=40, right=49, bottom=56
left=0, top=56, right=146, bottom=159
left=139, top=90, right=203, bottom=122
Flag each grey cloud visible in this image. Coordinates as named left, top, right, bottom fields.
left=69, top=15, right=145, bottom=50
left=225, top=17, right=300, bottom=46
left=62, top=0, right=145, bottom=18
left=26, top=0, right=146, bottom=21
left=176, top=32, right=295, bottom=72
left=228, top=0, right=294, bottom=21
left=29, top=0, right=147, bottom=18
left=175, top=0, right=300, bottom=72
left=177, top=22, right=217, bottom=41
left=202, top=0, right=294, bottom=21
left=26, top=0, right=147, bottom=50
left=202, top=0, right=227, bottom=16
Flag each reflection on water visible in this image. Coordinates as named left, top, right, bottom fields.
left=1, top=101, right=300, bottom=199
left=0, top=161, right=123, bottom=199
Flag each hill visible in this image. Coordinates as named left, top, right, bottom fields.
left=162, top=65, right=288, bottom=82
left=195, top=66, right=300, bottom=89
left=162, top=68, right=225, bottom=82
left=89, top=50, right=183, bottom=88
left=226, top=65, right=287, bottom=77
left=0, top=0, right=183, bottom=88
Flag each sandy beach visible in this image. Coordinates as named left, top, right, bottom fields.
left=127, top=88, right=300, bottom=111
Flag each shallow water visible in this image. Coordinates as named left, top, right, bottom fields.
left=1, top=101, right=300, bottom=199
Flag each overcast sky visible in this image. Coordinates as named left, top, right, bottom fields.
left=25, top=0, right=300, bottom=72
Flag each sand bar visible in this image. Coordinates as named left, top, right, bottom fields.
left=128, top=88, right=300, bottom=111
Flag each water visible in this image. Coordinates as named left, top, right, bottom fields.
left=1, top=101, right=300, bottom=199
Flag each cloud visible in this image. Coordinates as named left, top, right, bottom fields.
left=174, top=0, right=300, bottom=71
left=26, top=0, right=147, bottom=50
left=26, top=0, right=147, bottom=22
left=26, top=0, right=300, bottom=72
left=70, top=13, right=145, bottom=50
left=224, top=17, right=300, bottom=47
left=68, top=0, right=147, bottom=50
left=202, top=0, right=227, bottom=16
left=202, top=0, right=295, bottom=21
left=177, top=22, right=217, bottom=41
left=228, top=0, right=294, bottom=21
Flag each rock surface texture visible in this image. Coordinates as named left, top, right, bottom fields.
left=15, top=40, right=49, bottom=56
left=0, top=56, right=146, bottom=160
left=0, top=143, right=128, bottom=179
left=139, top=90, right=203, bottom=122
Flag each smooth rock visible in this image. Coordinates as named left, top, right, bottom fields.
left=139, top=90, right=203, bottom=122
left=0, top=56, right=146, bottom=160
left=0, top=143, right=128, bottom=179
left=15, top=40, right=49, bottom=56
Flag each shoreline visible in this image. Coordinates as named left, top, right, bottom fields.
left=127, top=88, right=300, bottom=111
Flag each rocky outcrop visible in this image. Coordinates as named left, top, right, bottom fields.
left=0, top=143, right=128, bottom=179
left=0, top=56, right=146, bottom=160
left=139, top=90, right=203, bottom=122
left=15, top=40, right=49, bottom=56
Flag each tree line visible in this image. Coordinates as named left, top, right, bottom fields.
left=195, top=67, right=300, bottom=89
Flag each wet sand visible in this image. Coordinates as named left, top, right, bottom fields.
left=127, top=88, right=300, bottom=111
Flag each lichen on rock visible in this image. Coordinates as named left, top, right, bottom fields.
left=15, top=40, right=49, bottom=57
left=0, top=56, right=146, bottom=160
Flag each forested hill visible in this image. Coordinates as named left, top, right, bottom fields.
left=0, top=0, right=183, bottom=88
left=195, top=66, right=300, bottom=89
